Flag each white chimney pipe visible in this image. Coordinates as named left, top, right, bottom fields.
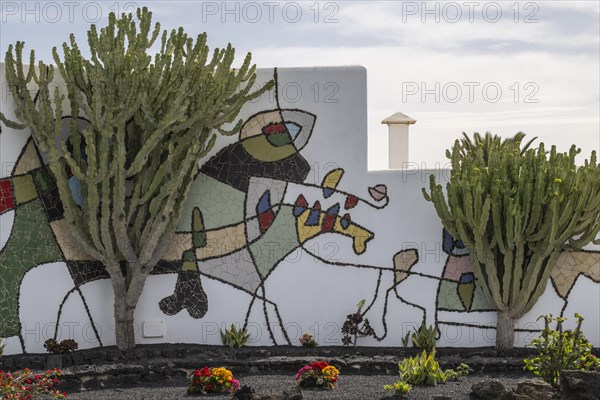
left=382, top=112, right=416, bottom=169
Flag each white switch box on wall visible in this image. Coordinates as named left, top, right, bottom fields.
left=142, top=320, right=165, bottom=338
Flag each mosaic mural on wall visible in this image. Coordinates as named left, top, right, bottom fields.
left=0, top=69, right=421, bottom=351
left=1, top=66, right=599, bottom=353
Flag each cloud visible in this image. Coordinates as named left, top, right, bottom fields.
left=1, top=0, right=597, bottom=169
left=249, top=44, right=599, bottom=168
left=293, top=1, right=600, bottom=53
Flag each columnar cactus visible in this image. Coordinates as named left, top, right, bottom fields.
left=423, top=132, right=600, bottom=349
left=2, top=8, right=272, bottom=350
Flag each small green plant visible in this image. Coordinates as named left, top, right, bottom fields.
left=44, top=338, right=79, bottom=354
left=341, top=299, right=375, bottom=346
left=524, top=313, right=600, bottom=388
left=402, top=321, right=438, bottom=352
left=443, top=363, right=471, bottom=381
left=383, top=380, right=412, bottom=398
left=221, top=324, right=251, bottom=348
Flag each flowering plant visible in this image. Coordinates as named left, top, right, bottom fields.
left=299, top=333, right=317, bottom=348
left=294, top=361, right=339, bottom=390
left=188, top=367, right=240, bottom=395
left=0, top=368, right=67, bottom=399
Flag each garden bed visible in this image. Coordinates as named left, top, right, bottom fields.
left=2, top=344, right=598, bottom=393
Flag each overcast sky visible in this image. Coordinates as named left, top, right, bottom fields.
left=1, top=1, right=598, bottom=169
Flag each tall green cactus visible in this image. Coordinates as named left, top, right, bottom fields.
left=423, top=132, right=600, bottom=349
left=2, top=8, right=272, bottom=350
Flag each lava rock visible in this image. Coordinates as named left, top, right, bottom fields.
left=560, top=370, right=600, bottom=400
left=471, top=379, right=509, bottom=399
left=514, top=379, right=558, bottom=400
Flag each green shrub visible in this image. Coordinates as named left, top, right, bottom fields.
left=221, top=324, right=251, bottom=348
left=384, top=351, right=470, bottom=395
left=524, top=313, right=600, bottom=388
left=402, top=321, right=438, bottom=352
left=383, top=380, right=412, bottom=398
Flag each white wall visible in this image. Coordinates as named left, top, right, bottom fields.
left=1, top=64, right=598, bottom=354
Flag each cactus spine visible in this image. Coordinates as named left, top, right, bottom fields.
left=423, top=132, right=600, bottom=349
left=2, top=8, right=272, bottom=350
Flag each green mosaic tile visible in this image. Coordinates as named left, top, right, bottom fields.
left=33, top=168, right=55, bottom=193
left=249, top=205, right=299, bottom=278
left=437, top=280, right=465, bottom=311
left=471, top=283, right=496, bottom=311
left=12, top=175, right=37, bottom=205
left=0, top=199, right=62, bottom=337
left=177, top=173, right=245, bottom=231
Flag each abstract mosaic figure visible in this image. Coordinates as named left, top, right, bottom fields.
left=435, top=229, right=600, bottom=329
left=159, top=208, right=208, bottom=319
left=0, top=69, right=392, bottom=349
left=436, top=229, right=494, bottom=313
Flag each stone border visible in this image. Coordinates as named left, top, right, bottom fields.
left=1, top=344, right=598, bottom=393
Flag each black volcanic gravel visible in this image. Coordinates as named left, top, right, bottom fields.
left=67, top=371, right=541, bottom=400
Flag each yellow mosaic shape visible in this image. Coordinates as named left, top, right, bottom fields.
left=296, top=209, right=373, bottom=254
left=12, top=175, right=37, bottom=204
left=322, top=169, right=344, bottom=189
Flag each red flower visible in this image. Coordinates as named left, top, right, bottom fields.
left=205, top=384, right=214, bottom=391
left=310, top=361, right=329, bottom=370
left=200, top=367, right=211, bottom=377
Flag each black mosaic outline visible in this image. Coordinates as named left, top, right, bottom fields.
left=437, top=320, right=541, bottom=333
left=191, top=269, right=290, bottom=345
left=52, top=284, right=102, bottom=346
left=299, top=245, right=428, bottom=342
left=10, top=136, right=40, bottom=178
left=75, top=286, right=103, bottom=346
left=54, top=287, right=78, bottom=339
